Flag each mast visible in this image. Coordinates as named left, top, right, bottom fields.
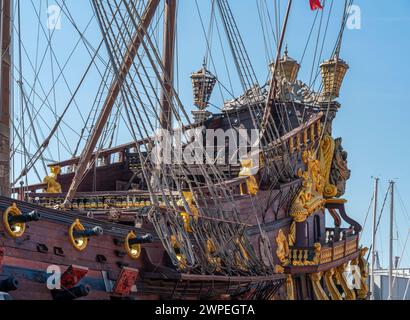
left=370, top=177, right=379, bottom=300
left=160, top=0, right=176, bottom=130
left=63, top=0, right=160, bottom=206
left=261, top=0, right=292, bottom=131
left=388, top=180, right=395, bottom=300
left=0, top=0, right=12, bottom=197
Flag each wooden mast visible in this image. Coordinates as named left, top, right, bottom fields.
left=63, top=0, right=160, bottom=205
left=0, top=0, right=12, bottom=197
left=261, top=0, right=292, bottom=132
left=160, top=0, right=176, bottom=130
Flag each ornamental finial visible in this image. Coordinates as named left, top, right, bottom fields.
left=270, top=46, right=300, bottom=83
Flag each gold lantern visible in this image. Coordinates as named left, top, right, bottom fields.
left=270, top=46, right=300, bottom=84
left=320, top=56, right=349, bottom=100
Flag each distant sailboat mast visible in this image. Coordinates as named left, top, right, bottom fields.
left=388, top=180, right=395, bottom=300
left=370, top=177, right=379, bottom=300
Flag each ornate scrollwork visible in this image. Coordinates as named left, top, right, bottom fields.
left=320, top=135, right=338, bottom=198
left=290, top=150, right=326, bottom=222
left=290, top=135, right=341, bottom=222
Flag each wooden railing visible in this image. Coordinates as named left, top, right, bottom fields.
left=268, top=112, right=323, bottom=151
left=289, top=231, right=359, bottom=266
left=26, top=176, right=250, bottom=211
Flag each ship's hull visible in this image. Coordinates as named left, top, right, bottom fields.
left=0, top=196, right=288, bottom=300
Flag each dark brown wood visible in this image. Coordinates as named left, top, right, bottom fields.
left=0, top=0, right=11, bottom=196
left=262, top=0, right=293, bottom=132
left=160, top=0, right=176, bottom=130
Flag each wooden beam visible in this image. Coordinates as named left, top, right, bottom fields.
left=160, top=0, right=176, bottom=130
left=0, top=0, right=11, bottom=196
left=64, top=0, right=160, bottom=206
left=261, top=0, right=293, bottom=132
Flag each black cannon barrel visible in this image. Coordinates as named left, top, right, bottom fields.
left=128, top=234, right=154, bottom=246
left=0, top=277, right=19, bottom=292
left=9, top=210, right=40, bottom=224
left=52, top=284, right=90, bottom=301
left=73, top=226, right=103, bottom=238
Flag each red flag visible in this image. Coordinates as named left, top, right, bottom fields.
left=310, top=0, right=323, bottom=10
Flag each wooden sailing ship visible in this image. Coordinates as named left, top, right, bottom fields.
left=0, top=0, right=368, bottom=300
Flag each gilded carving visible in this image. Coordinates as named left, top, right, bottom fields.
left=290, top=150, right=326, bottom=222
left=290, top=134, right=341, bottom=223
left=276, top=229, right=290, bottom=265
left=310, top=272, right=329, bottom=300
left=177, top=191, right=199, bottom=233
left=335, top=263, right=356, bottom=300
left=353, top=247, right=370, bottom=300
left=286, top=275, right=295, bottom=300
left=43, top=166, right=62, bottom=194
left=324, top=268, right=343, bottom=300
left=288, top=221, right=296, bottom=246
left=274, top=265, right=285, bottom=274
left=329, top=138, right=351, bottom=197
left=319, top=135, right=338, bottom=198
left=206, top=238, right=222, bottom=272
left=306, top=243, right=322, bottom=265
left=239, top=159, right=259, bottom=196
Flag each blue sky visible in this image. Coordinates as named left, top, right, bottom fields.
left=328, top=0, right=410, bottom=268
left=15, top=0, right=410, bottom=267
left=166, top=0, right=410, bottom=268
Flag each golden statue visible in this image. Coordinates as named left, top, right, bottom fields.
left=239, top=159, right=259, bottom=196
left=356, top=247, right=370, bottom=299
left=43, top=166, right=62, bottom=194
left=276, top=229, right=290, bottom=265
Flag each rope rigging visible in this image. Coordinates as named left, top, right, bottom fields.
left=7, top=0, right=362, bottom=281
